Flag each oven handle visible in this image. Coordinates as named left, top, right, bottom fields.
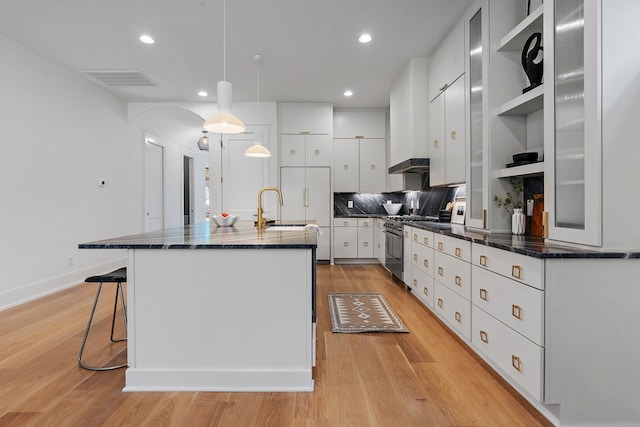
left=383, top=229, right=403, bottom=237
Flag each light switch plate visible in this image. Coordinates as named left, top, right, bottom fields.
left=348, top=200, right=353, bottom=208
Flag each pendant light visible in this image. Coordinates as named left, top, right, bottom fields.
left=245, top=54, right=271, bottom=157
left=197, top=130, right=209, bottom=151
left=203, top=0, right=245, bottom=134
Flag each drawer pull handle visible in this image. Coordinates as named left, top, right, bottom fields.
left=455, top=247, right=461, bottom=258
left=438, top=242, right=443, bottom=251
left=434, top=139, right=439, bottom=148
left=455, top=275, right=462, bottom=286
left=451, top=130, right=457, bottom=140
left=480, top=289, right=488, bottom=301
left=364, top=242, right=369, bottom=247
left=413, top=279, right=417, bottom=286
left=480, top=330, right=489, bottom=343
left=371, top=164, right=376, bottom=170
left=344, top=242, right=349, bottom=246
left=423, top=259, right=429, bottom=268
left=423, top=237, right=429, bottom=245
left=290, top=149, right=296, bottom=155
left=423, top=288, right=429, bottom=296
left=405, top=231, right=409, bottom=237
left=455, top=311, right=461, bottom=323
left=512, top=304, right=522, bottom=320
left=512, top=265, right=522, bottom=279
left=344, top=164, right=349, bottom=170
left=315, top=149, right=320, bottom=155
left=413, top=254, right=418, bottom=261
left=480, top=255, right=488, bottom=267
left=512, top=355, right=522, bottom=372
left=438, top=267, right=444, bottom=276
left=437, top=298, right=443, bottom=308
left=344, top=222, right=348, bottom=227
left=413, top=233, right=418, bottom=241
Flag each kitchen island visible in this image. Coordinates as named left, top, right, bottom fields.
left=79, top=221, right=317, bottom=392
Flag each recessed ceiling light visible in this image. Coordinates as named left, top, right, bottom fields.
left=198, top=91, right=208, bottom=97
left=358, top=33, right=372, bottom=43
left=139, top=34, right=155, bottom=44
left=344, top=90, right=353, bottom=97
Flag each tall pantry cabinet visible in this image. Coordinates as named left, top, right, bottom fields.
left=279, top=103, right=333, bottom=261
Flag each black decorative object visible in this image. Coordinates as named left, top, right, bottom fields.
left=522, top=32, right=543, bottom=93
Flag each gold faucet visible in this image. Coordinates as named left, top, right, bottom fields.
left=257, top=187, right=284, bottom=230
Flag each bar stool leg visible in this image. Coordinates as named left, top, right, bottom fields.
left=78, top=281, right=127, bottom=371
left=110, top=283, right=127, bottom=343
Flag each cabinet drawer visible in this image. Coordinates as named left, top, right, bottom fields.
left=434, top=282, right=471, bottom=340
left=333, top=218, right=357, bottom=227
left=472, top=306, right=544, bottom=401
left=434, top=251, right=471, bottom=300
left=411, top=228, right=434, bottom=248
left=412, top=266, right=434, bottom=308
left=411, top=242, right=434, bottom=276
left=434, top=234, right=471, bottom=262
left=472, top=266, right=544, bottom=346
left=472, top=244, right=544, bottom=290
left=357, top=218, right=374, bottom=228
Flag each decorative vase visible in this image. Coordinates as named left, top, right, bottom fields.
left=512, top=208, right=526, bottom=235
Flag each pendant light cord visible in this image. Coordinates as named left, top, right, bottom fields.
left=223, top=0, right=226, bottom=81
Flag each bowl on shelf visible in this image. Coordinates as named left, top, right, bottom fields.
left=382, top=203, right=403, bottom=215
left=212, top=213, right=240, bottom=227
left=512, top=152, right=538, bottom=163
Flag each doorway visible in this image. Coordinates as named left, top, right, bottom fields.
left=183, top=155, right=194, bottom=225
left=144, top=141, right=164, bottom=232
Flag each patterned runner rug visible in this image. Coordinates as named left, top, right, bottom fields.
left=327, top=292, right=409, bottom=333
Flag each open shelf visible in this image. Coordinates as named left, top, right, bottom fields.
left=497, top=84, right=544, bottom=115
left=498, top=4, right=543, bottom=52
left=495, top=161, right=544, bottom=179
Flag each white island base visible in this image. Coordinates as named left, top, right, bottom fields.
left=123, top=248, right=315, bottom=392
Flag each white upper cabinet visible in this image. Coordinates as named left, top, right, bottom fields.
left=333, top=111, right=386, bottom=139
left=279, top=103, right=333, bottom=134
left=429, top=19, right=465, bottom=102
left=389, top=58, right=430, bottom=167
left=280, top=134, right=332, bottom=167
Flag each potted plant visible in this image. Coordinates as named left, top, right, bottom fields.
left=494, top=178, right=525, bottom=234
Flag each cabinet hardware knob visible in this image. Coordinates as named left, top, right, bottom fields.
left=480, top=255, right=488, bottom=267
left=290, top=149, right=296, bottom=155
left=413, top=254, right=418, bottom=261
left=413, top=233, right=417, bottom=241
left=424, top=237, right=429, bottom=245
left=300, top=131, right=310, bottom=135
left=480, top=330, right=489, bottom=343
left=437, top=298, right=443, bottom=308
left=450, top=130, right=457, bottom=140
left=364, top=242, right=369, bottom=247
left=438, top=267, right=443, bottom=276
left=364, top=222, right=369, bottom=226
left=315, top=149, right=320, bottom=155
left=423, top=259, right=428, bottom=268
left=511, top=265, right=522, bottom=279
left=344, top=164, right=349, bottom=170
left=423, top=288, right=428, bottom=296
left=355, top=135, right=364, bottom=139
left=512, top=304, right=522, bottom=320
left=344, top=242, right=348, bottom=246
left=480, top=289, right=488, bottom=301
left=344, top=222, right=348, bottom=226
left=405, top=231, right=409, bottom=237
left=413, top=279, right=417, bottom=286
left=455, top=311, right=461, bottom=323
left=455, top=247, right=461, bottom=258
left=512, top=355, right=522, bottom=372
left=371, top=164, right=375, bottom=170
left=438, top=242, right=443, bottom=251
left=455, top=275, right=462, bottom=286
left=434, top=139, right=439, bottom=148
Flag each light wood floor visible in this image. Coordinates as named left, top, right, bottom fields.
left=0, top=264, right=552, bottom=426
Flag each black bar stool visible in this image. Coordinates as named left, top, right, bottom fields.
left=78, top=267, right=128, bottom=371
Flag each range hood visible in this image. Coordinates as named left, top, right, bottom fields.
left=388, top=158, right=430, bottom=174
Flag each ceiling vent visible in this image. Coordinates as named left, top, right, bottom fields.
left=82, top=70, right=156, bottom=87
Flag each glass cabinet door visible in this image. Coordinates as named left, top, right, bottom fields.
left=466, top=4, right=487, bottom=230
left=545, top=0, right=601, bottom=246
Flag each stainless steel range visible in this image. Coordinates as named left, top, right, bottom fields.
left=384, top=215, right=439, bottom=282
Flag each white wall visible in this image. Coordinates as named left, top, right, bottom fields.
left=0, top=34, right=144, bottom=310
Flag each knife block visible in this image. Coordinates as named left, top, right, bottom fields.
left=530, top=194, right=544, bottom=237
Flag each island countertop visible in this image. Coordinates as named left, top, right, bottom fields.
left=78, top=221, right=318, bottom=250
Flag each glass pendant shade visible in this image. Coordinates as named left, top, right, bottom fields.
left=204, top=81, right=245, bottom=134
left=245, top=142, right=271, bottom=157
left=197, top=131, right=209, bottom=151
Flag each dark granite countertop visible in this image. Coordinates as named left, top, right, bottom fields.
left=405, top=221, right=640, bottom=259
left=333, top=214, right=388, bottom=219
left=79, top=221, right=317, bottom=250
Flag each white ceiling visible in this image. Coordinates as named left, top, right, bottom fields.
left=0, top=0, right=473, bottom=109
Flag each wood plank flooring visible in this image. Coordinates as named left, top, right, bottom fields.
left=0, top=264, right=552, bottom=426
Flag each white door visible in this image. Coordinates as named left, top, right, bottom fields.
left=221, top=126, right=268, bottom=218
left=144, top=141, right=164, bottom=232
left=280, top=167, right=307, bottom=222
left=305, top=167, right=331, bottom=227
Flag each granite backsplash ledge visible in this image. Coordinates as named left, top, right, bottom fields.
left=334, top=186, right=464, bottom=217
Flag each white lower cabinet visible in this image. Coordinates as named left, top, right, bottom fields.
left=333, top=218, right=375, bottom=259
left=434, top=282, right=471, bottom=340
left=472, top=305, right=544, bottom=401
left=357, top=218, right=374, bottom=258
left=412, top=265, right=434, bottom=308
left=434, top=251, right=471, bottom=300
left=374, top=219, right=386, bottom=264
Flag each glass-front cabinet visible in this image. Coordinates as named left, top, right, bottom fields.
left=465, top=1, right=488, bottom=230
left=544, top=0, right=601, bottom=246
